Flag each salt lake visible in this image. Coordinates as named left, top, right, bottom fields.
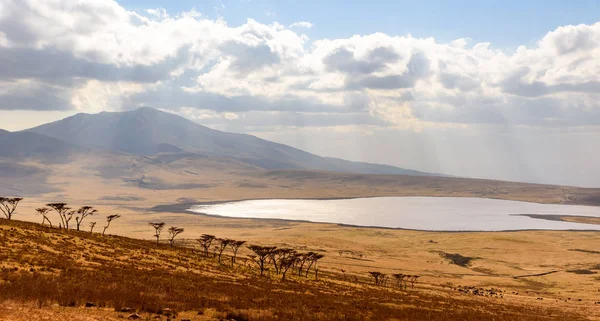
left=188, top=197, right=600, bottom=231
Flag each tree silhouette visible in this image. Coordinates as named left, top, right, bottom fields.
left=269, top=248, right=295, bottom=275
left=369, top=271, right=385, bottom=286
left=167, top=226, right=184, bottom=247
left=149, top=222, right=166, bottom=245
left=0, top=197, right=23, bottom=220
left=305, top=253, right=324, bottom=278
left=215, top=238, right=232, bottom=264
left=408, top=275, right=420, bottom=289
left=247, top=245, right=277, bottom=276
left=102, top=214, right=121, bottom=235
left=89, top=221, right=97, bottom=233
left=229, top=240, right=246, bottom=267
left=296, top=252, right=312, bottom=277
left=274, top=249, right=299, bottom=281
left=35, top=207, right=52, bottom=227
left=47, top=203, right=73, bottom=229
left=197, top=234, right=216, bottom=257
left=75, top=206, right=97, bottom=231
left=392, top=273, right=405, bottom=289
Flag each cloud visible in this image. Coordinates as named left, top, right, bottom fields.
left=323, top=46, right=400, bottom=74
left=289, top=21, right=313, bottom=29
left=219, top=40, right=281, bottom=73
left=0, top=0, right=598, bottom=130
left=0, top=81, right=75, bottom=111
left=0, top=45, right=190, bottom=83
left=344, top=52, right=430, bottom=90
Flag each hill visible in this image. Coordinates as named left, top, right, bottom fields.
left=26, top=107, right=437, bottom=176
left=0, top=129, right=85, bottom=162
left=0, top=218, right=586, bottom=321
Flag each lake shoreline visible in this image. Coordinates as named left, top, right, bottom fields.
left=150, top=196, right=600, bottom=233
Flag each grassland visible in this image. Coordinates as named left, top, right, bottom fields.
left=0, top=218, right=593, bottom=321
left=3, top=154, right=600, bottom=319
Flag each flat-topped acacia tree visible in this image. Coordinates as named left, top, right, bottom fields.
left=296, top=252, right=313, bottom=277
left=102, top=214, right=121, bottom=236
left=247, top=245, right=277, bottom=276
left=369, top=271, right=384, bottom=286
left=0, top=197, right=23, bottom=220
left=46, top=203, right=74, bottom=229
left=215, top=238, right=232, bottom=264
left=269, top=248, right=295, bottom=275
left=280, top=251, right=300, bottom=281
left=149, top=222, right=166, bottom=245
left=229, top=240, right=246, bottom=267
left=167, top=226, right=184, bottom=247
left=75, top=206, right=97, bottom=231
left=197, top=234, right=216, bottom=257
left=305, top=253, right=325, bottom=278
left=35, top=207, right=52, bottom=227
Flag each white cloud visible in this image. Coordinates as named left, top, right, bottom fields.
left=290, top=21, right=313, bottom=29
left=0, top=0, right=599, bottom=130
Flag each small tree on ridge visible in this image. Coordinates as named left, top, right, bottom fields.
left=47, top=203, right=73, bottom=229
left=75, top=206, right=97, bottom=231
left=197, top=234, right=216, bottom=257
left=229, top=240, right=247, bottom=267
left=168, top=226, right=184, bottom=247
left=102, top=214, right=121, bottom=235
left=0, top=197, right=23, bottom=220
left=149, top=222, right=166, bottom=245
left=36, top=207, right=52, bottom=227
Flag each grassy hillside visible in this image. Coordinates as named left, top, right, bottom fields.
left=0, top=218, right=587, bottom=321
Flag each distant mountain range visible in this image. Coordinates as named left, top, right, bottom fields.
left=2, top=107, right=438, bottom=176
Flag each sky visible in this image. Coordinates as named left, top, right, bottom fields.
left=1, top=0, right=600, bottom=187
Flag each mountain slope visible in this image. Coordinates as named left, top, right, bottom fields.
left=0, top=129, right=85, bottom=161
left=26, top=107, right=438, bottom=176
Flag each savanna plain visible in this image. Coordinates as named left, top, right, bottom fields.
left=2, top=150, right=600, bottom=321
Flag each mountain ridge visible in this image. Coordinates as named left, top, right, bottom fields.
left=24, top=107, right=440, bottom=176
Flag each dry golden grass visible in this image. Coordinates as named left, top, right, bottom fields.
left=0, top=218, right=591, bottom=321
left=4, top=155, right=600, bottom=319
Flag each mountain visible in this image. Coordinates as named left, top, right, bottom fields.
left=25, top=107, right=437, bottom=176
left=0, top=129, right=85, bottom=161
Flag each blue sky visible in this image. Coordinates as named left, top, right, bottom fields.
left=120, top=0, right=600, bottom=49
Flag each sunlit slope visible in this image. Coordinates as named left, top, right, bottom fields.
left=26, top=107, right=437, bottom=175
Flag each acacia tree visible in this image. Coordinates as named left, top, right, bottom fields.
left=149, top=222, right=166, bottom=245
left=269, top=248, right=295, bottom=275
left=47, top=203, right=73, bottom=229
left=229, top=240, right=246, bottom=267
left=167, top=226, right=184, bottom=247
left=369, top=271, right=384, bottom=286
left=0, top=197, right=23, bottom=220
left=102, top=214, right=121, bottom=235
left=247, top=245, right=277, bottom=276
left=35, top=207, right=52, bottom=227
left=280, top=251, right=299, bottom=281
left=305, top=253, right=325, bottom=278
left=89, top=221, right=97, bottom=233
left=197, top=234, right=216, bottom=257
left=215, top=238, right=232, bottom=264
left=75, top=206, right=97, bottom=231
left=296, top=252, right=313, bottom=277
